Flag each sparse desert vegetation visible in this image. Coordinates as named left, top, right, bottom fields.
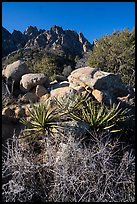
left=2, top=129, right=135, bottom=202
left=2, top=23, right=135, bottom=202
left=2, top=92, right=135, bottom=202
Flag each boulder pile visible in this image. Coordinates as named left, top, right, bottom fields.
left=2, top=60, right=135, bottom=141
left=2, top=61, right=135, bottom=118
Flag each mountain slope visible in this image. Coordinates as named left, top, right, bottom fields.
left=2, top=25, right=93, bottom=57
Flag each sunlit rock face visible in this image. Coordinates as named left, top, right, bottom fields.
left=2, top=25, right=93, bottom=57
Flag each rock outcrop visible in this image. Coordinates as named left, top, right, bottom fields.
left=68, top=67, right=131, bottom=104
left=20, top=73, right=49, bottom=93
left=3, top=65, right=135, bottom=109
left=19, top=92, right=38, bottom=103
left=11, top=30, right=27, bottom=49
left=2, top=27, right=17, bottom=57
left=2, top=65, right=135, bottom=147
left=49, top=81, right=69, bottom=91
left=24, top=26, right=39, bottom=41
left=2, top=25, right=93, bottom=57
left=2, top=60, right=30, bottom=84
left=3, top=65, right=135, bottom=113
left=47, top=86, right=77, bottom=108
left=35, top=85, right=48, bottom=98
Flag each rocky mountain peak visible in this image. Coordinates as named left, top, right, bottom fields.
left=24, top=25, right=38, bottom=33
left=2, top=25, right=93, bottom=57
left=2, top=27, right=11, bottom=39
left=79, top=32, right=87, bottom=44
left=24, top=26, right=39, bottom=39
left=12, top=29, right=22, bottom=35
left=2, top=27, right=17, bottom=57
left=50, top=25, right=64, bottom=35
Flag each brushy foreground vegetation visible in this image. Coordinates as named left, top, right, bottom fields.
left=2, top=131, right=135, bottom=202
left=2, top=94, right=135, bottom=202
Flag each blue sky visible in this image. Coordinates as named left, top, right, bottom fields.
left=2, top=2, right=135, bottom=43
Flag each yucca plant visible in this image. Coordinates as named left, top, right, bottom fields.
left=55, top=94, right=131, bottom=133
left=54, top=93, right=90, bottom=121
left=80, top=100, right=130, bottom=133
left=20, top=103, right=60, bottom=136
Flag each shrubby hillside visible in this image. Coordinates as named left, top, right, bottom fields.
left=87, top=28, right=135, bottom=87
left=2, top=27, right=135, bottom=88
left=2, top=25, right=93, bottom=81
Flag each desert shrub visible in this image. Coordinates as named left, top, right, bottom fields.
left=75, top=52, right=90, bottom=69
left=50, top=132, right=135, bottom=202
left=2, top=135, right=51, bottom=202
left=62, top=65, right=72, bottom=77
left=2, top=131, right=135, bottom=202
left=2, top=47, right=77, bottom=81
left=25, top=51, right=75, bottom=80
left=31, top=56, right=58, bottom=81
left=29, top=53, right=75, bottom=81
left=88, top=28, right=135, bottom=87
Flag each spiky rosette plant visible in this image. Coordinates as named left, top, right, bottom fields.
left=20, top=103, right=60, bottom=137
left=79, top=100, right=130, bottom=133
left=55, top=94, right=131, bottom=133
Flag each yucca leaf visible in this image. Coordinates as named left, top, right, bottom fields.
left=82, top=107, right=88, bottom=119
left=96, top=105, right=104, bottom=120
left=110, top=129, right=122, bottom=133
left=69, top=112, right=81, bottom=121
left=20, top=118, right=28, bottom=125
left=99, top=108, right=114, bottom=124
left=107, top=108, right=123, bottom=122
left=104, top=124, right=115, bottom=130
left=23, top=128, right=43, bottom=132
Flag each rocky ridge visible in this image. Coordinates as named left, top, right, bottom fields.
left=2, top=25, right=93, bottom=57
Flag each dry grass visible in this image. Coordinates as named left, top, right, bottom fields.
left=2, top=130, right=135, bottom=202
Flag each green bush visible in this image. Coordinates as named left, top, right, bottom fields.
left=2, top=47, right=77, bottom=80
left=88, top=28, right=135, bottom=87
left=31, top=56, right=59, bottom=81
